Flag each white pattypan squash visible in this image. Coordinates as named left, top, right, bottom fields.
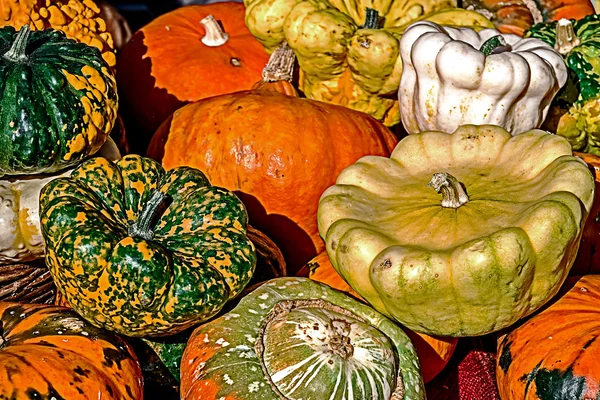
left=399, top=21, right=568, bottom=134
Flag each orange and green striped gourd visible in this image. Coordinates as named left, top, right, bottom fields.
left=0, top=25, right=117, bottom=175
left=0, top=301, right=143, bottom=398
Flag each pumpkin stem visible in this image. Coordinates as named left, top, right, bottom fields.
left=200, top=15, right=229, bottom=47
left=479, top=35, right=512, bottom=56
left=362, top=8, right=381, bottom=29
left=3, top=25, right=31, bottom=63
left=262, top=42, right=295, bottom=83
left=555, top=18, right=579, bottom=55
left=428, top=172, right=469, bottom=208
left=128, top=190, right=167, bottom=241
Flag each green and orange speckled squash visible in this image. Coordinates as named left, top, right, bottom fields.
left=181, top=277, right=426, bottom=400
left=39, top=154, right=256, bottom=337
left=526, top=15, right=600, bottom=155
left=496, top=275, right=600, bottom=400
left=0, top=25, right=117, bottom=176
left=0, top=301, right=143, bottom=398
left=0, top=0, right=116, bottom=66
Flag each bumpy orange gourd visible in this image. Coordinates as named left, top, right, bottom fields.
left=147, top=44, right=398, bottom=274
left=497, top=275, right=600, bottom=399
left=301, top=251, right=458, bottom=383
left=0, top=0, right=115, bottom=66
left=117, top=2, right=269, bottom=152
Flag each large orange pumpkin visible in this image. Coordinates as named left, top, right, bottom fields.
left=147, top=44, right=398, bottom=273
left=117, top=2, right=269, bottom=153
left=299, top=251, right=458, bottom=383
left=496, top=275, right=600, bottom=399
left=571, top=152, right=600, bottom=275
left=463, top=0, right=595, bottom=36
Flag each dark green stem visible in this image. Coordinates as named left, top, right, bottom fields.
left=128, top=190, right=167, bottom=240
left=3, top=25, right=31, bottom=63
left=363, top=8, right=380, bottom=29
left=479, top=35, right=512, bottom=56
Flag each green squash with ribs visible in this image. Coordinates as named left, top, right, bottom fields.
left=40, top=154, right=256, bottom=337
left=0, top=25, right=117, bottom=175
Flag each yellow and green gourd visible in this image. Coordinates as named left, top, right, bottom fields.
left=181, top=277, right=426, bottom=400
left=244, top=0, right=494, bottom=126
left=0, top=25, right=117, bottom=176
left=39, top=155, right=256, bottom=337
left=526, top=15, right=600, bottom=155
left=318, top=125, right=595, bottom=337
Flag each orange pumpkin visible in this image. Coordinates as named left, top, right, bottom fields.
left=463, top=0, right=595, bottom=36
left=117, top=2, right=270, bottom=153
left=496, top=275, right=600, bottom=399
left=0, top=302, right=143, bottom=398
left=300, top=251, right=458, bottom=383
left=571, top=152, right=600, bottom=275
left=147, top=44, right=398, bottom=274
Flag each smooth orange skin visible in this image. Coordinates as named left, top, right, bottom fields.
left=147, top=90, right=398, bottom=273
left=117, top=2, right=269, bottom=149
left=571, top=152, right=600, bottom=275
left=0, top=302, right=143, bottom=399
left=299, top=251, right=458, bottom=383
left=496, top=276, right=600, bottom=399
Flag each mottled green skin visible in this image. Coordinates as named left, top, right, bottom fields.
left=0, top=26, right=117, bottom=176
left=527, top=15, right=600, bottom=154
left=181, top=278, right=425, bottom=400
left=40, top=155, right=256, bottom=337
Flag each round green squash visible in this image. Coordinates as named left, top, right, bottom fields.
left=318, top=125, right=595, bottom=337
left=180, top=277, right=425, bottom=400
left=526, top=15, right=600, bottom=154
left=0, top=25, right=117, bottom=176
left=39, top=155, right=256, bottom=337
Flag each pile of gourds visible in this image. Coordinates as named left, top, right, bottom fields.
left=0, top=0, right=599, bottom=399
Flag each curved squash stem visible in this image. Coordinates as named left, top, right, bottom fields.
left=555, top=18, right=580, bottom=55
left=262, top=42, right=295, bottom=83
left=128, top=190, right=167, bottom=240
left=3, top=25, right=31, bottom=63
left=520, top=0, right=544, bottom=25
left=428, top=172, right=469, bottom=208
left=479, top=35, right=512, bottom=56
left=200, top=14, right=229, bottom=47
